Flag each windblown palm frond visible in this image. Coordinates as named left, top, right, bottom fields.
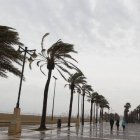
left=81, top=84, right=93, bottom=95
left=124, top=102, right=131, bottom=113
left=35, top=33, right=78, bottom=80
left=99, top=98, right=109, bottom=109
left=124, top=103, right=131, bottom=109
left=41, top=33, right=49, bottom=51
left=95, top=95, right=104, bottom=104
left=0, top=25, right=23, bottom=78
left=87, top=92, right=98, bottom=103
left=66, top=71, right=86, bottom=90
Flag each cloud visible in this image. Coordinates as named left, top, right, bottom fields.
left=1, top=0, right=140, bottom=115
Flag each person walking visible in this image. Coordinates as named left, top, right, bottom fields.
left=110, top=118, right=114, bottom=132
left=122, top=119, right=126, bottom=131
left=116, top=119, right=120, bottom=131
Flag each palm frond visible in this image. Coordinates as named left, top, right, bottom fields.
left=29, top=61, right=32, bottom=69
left=41, top=33, right=49, bottom=50
left=0, top=25, right=24, bottom=78
left=64, top=84, right=69, bottom=87
left=59, top=58, right=79, bottom=70
left=40, top=64, right=46, bottom=76
left=56, top=68, right=67, bottom=81
left=47, top=41, right=77, bottom=57
left=37, top=60, right=44, bottom=67
left=55, top=53, right=78, bottom=63
left=56, top=64, right=71, bottom=75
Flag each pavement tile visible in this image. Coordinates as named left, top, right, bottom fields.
left=0, top=122, right=140, bottom=140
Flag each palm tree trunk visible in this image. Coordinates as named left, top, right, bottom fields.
left=102, top=108, right=104, bottom=121
left=82, top=93, right=85, bottom=125
left=39, top=69, right=52, bottom=130
left=93, top=103, right=95, bottom=123
left=100, top=108, right=103, bottom=122
left=76, top=93, right=80, bottom=126
left=96, top=104, right=98, bottom=123
left=68, top=86, right=74, bottom=127
left=99, top=108, right=101, bottom=123
left=138, top=109, right=140, bottom=122
left=90, top=102, right=93, bottom=124
left=77, top=93, right=80, bottom=119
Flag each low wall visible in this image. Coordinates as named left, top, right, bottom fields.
left=0, top=113, right=89, bottom=126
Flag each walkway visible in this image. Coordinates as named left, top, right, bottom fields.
left=0, top=122, right=140, bottom=139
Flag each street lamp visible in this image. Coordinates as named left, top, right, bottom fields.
left=51, top=76, right=57, bottom=121
left=16, top=46, right=37, bottom=108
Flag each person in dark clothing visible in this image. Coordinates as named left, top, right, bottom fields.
left=110, top=118, right=114, bottom=131
left=116, top=119, right=120, bottom=131
left=122, top=119, right=126, bottom=131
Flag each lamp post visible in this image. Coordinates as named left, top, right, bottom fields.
left=51, top=76, right=57, bottom=121
left=8, top=46, right=37, bottom=135
left=16, top=46, right=37, bottom=108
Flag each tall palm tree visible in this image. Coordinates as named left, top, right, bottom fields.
left=81, top=84, right=93, bottom=125
left=124, top=102, right=131, bottom=123
left=35, top=33, right=78, bottom=130
left=99, top=98, right=109, bottom=121
left=65, top=71, right=86, bottom=127
left=0, top=25, right=23, bottom=78
left=93, top=92, right=98, bottom=123
left=95, top=94, right=104, bottom=123
left=87, top=92, right=98, bottom=124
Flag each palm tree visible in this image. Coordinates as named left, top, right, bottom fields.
left=81, top=84, right=93, bottom=125
left=95, top=94, right=104, bottom=123
left=35, top=33, right=78, bottom=130
left=0, top=25, right=23, bottom=78
left=93, top=92, right=98, bottom=123
left=124, top=102, right=131, bottom=123
left=87, top=92, right=98, bottom=124
left=99, top=98, right=109, bottom=121
left=65, top=71, right=86, bottom=127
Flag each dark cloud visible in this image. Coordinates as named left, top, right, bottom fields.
left=1, top=0, right=140, bottom=115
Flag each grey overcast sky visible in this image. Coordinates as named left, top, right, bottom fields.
left=0, top=0, right=140, bottom=116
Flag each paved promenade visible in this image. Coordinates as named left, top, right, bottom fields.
left=0, top=122, right=140, bottom=139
